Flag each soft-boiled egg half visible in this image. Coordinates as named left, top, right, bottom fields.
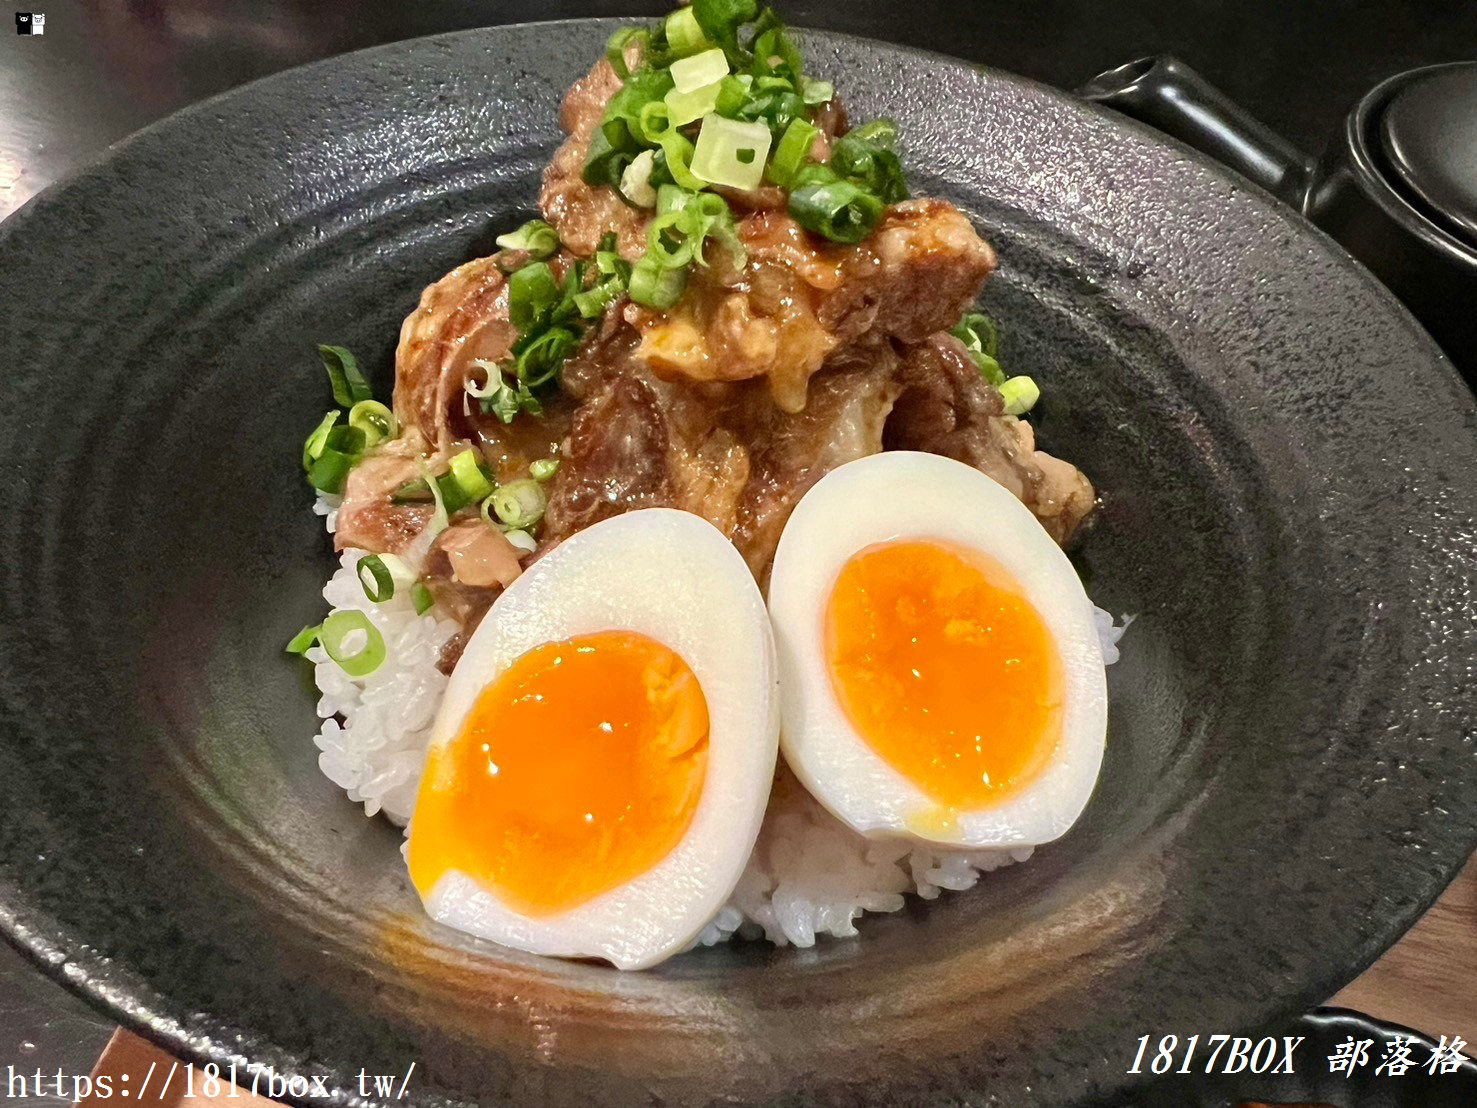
left=406, top=508, right=779, bottom=969
left=768, top=451, right=1107, bottom=850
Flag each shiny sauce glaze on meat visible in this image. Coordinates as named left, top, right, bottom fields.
left=332, top=49, right=1096, bottom=670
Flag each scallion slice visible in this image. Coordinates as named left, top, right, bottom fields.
left=801, top=78, right=834, bottom=106
left=604, top=26, right=647, bottom=79
left=302, top=410, right=340, bottom=470
left=530, top=457, right=561, bottom=482
left=619, top=149, right=658, bottom=207
left=421, top=460, right=450, bottom=536
left=574, top=278, right=624, bottom=319
left=320, top=609, right=387, bottom=678
left=319, top=345, right=372, bottom=407
left=949, top=312, right=1006, bottom=386
left=494, top=218, right=560, bottom=259
left=285, top=624, right=320, bottom=655
left=692, top=0, right=759, bottom=63
left=657, top=131, right=704, bottom=190
left=348, top=400, right=397, bottom=445
left=448, top=448, right=494, bottom=503
left=357, top=554, right=395, bottom=603
left=490, top=478, right=548, bottom=531
left=411, top=582, right=434, bottom=615
left=767, top=116, right=818, bottom=187
left=788, top=172, right=884, bottom=244
left=647, top=209, right=698, bottom=269
left=508, top=262, right=559, bottom=331
left=628, top=254, right=689, bottom=309
left=503, top=529, right=538, bottom=554
left=691, top=115, right=771, bottom=191
left=664, top=6, right=711, bottom=58
left=637, top=100, right=675, bottom=144
left=671, top=47, right=730, bottom=94
left=1000, top=375, right=1041, bottom=416
left=665, top=80, right=724, bottom=127
left=714, top=74, right=749, bottom=116
left=464, top=359, right=503, bottom=399
left=307, top=425, right=367, bottom=494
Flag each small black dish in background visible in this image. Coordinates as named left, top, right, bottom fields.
left=1081, top=58, right=1477, bottom=381
left=1117, top=1008, right=1477, bottom=1107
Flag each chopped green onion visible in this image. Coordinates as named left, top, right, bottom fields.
left=302, top=410, right=340, bottom=470
left=490, top=478, right=548, bottom=531
left=377, top=553, right=416, bottom=587
left=849, top=118, right=899, bottom=147
left=348, top=400, right=397, bottom=445
left=950, top=312, right=1000, bottom=359
left=637, top=100, right=674, bottom=144
left=788, top=171, right=885, bottom=243
left=390, top=478, right=430, bottom=502
left=656, top=183, right=693, bottom=216
left=306, top=425, right=367, bottom=494
left=582, top=126, right=635, bottom=189
left=647, top=209, right=699, bottom=268
left=1000, top=375, right=1041, bottom=416
left=628, top=254, right=689, bottom=309
left=665, top=80, right=724, bottom=127
left=604, top=26, right=648, bottom=79
left=733, top=85, right=805, bottom=137
left=619, top=149, right=658, bottom=207
left=357, top=554, right=395, bottom=603
left=671, top=47, right=730, bottom=93
left=691, top=114, right=772, bottom=190
left=830, top=119, right=909, bottom=204
left=285, top=624, right=320, bottom=655
left=508, top=262, right=558, bottom=331
left=494, top=218, right=560, bottom=259
left=574, top=278, right=624, bottom=319
left=750, top=25, right=803, bottom=81
left=949, top=312, right=1006, bottom=386
left=319, top=345, right=373, bottom=407
left=714, top=74, right=749, bottom=116
left=657, top=131, right=704, bottom=190
left=320, top=609, right=387, bottom=678
left=664, top=6, right=711, bottom=58
left=504, top=529, right=538, bottom=554
left=513, top=326, right=578, bottom=389
left=448, top=448, right=494, bottom=502
left=421, top=460, right=450, bottom=536
left=801, top=78, right=834, bottom=106
left=464, top=359, right=503, bottom=399
left=411, top=581, right=434, bottom=615
left=530, top=457, right=561, bottom=482
left=692, top=0, right=758, bottom=63
left=767, top=116, right=818, bottom=187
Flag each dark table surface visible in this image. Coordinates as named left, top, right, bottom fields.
left=2, top=1, right=1475, bottom=1099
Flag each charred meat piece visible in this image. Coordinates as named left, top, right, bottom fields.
left=540, top=56, right=649, bottom=260
left=332, top=438, right=434, bottom=556
left=886, top=334, right=1095, bottom=543
left=632, top=201, right=996, bottom=412
left=393, top=254, right=518, bottom=453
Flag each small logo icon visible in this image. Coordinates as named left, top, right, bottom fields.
left=16, top=11, right=44, bottom=34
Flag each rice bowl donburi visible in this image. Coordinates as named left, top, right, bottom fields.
left=289, top=0, right=1127, bottom=969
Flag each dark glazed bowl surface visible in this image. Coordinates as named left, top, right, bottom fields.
left=0, top=20, right=1475, bottom=1108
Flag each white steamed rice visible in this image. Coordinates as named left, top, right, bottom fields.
left=307, top=492, right=1129, bottom=947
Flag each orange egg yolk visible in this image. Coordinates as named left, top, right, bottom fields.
left=825, top=540, right=1064, bottom=809
left=406, top=630, right=709, bottom=916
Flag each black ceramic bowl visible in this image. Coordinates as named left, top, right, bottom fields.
left=0, top=21, right=1475, bottom=1108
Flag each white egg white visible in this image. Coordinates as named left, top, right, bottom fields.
left=413, top=508, right=779, bottom=970
left=767, top=451, right=1107, bottom=850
